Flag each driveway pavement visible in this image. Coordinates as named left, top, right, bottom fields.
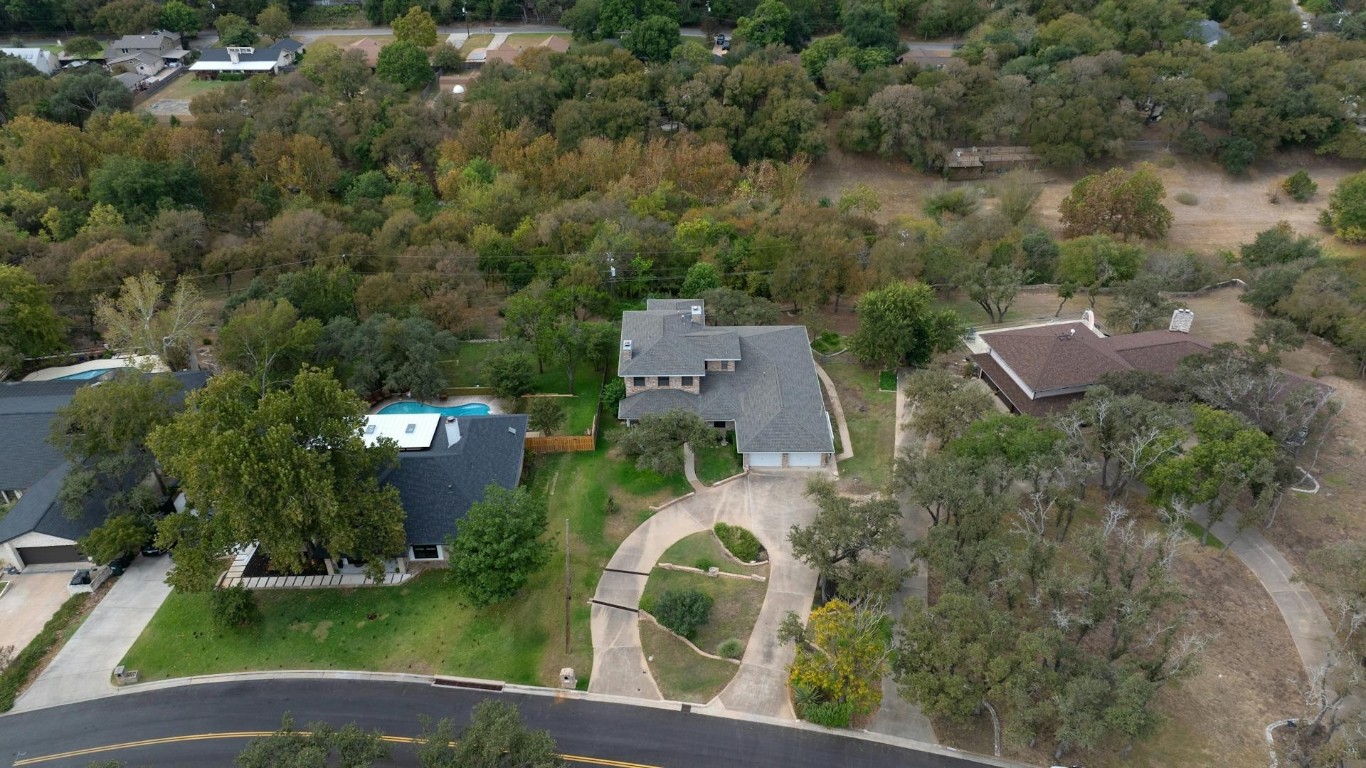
left=0, top=572, right=73, bottom=655
left=14, top=554, right=173, bottom=712
left=590, top=471, right=822, bottom=719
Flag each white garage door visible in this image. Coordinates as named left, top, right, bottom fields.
left=748, top=452, right=782, bottom=467
left=788, top=452, right=824, bottom=467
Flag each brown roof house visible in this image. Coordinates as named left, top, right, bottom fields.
left=969, top=309, right=1219, bottom=415
left=473, top=35, right=570, bottom=65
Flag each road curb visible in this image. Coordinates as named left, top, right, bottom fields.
left=5, top=670, right=1035, bottom=766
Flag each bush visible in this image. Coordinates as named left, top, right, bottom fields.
left=1283, top=170, right=1318, bottom=203
left=601, top=378, right=626, bottom=413
left=800, top=699, right=855, bottom=728
left=527, top=397, right=566, bottom=435
left=0, top=594, right=87, bottom=712
left=717, top=638, right=743, bottom=659
left=922, top=184, right=978, bottom=220
left=1174, top=191, right=1199, bottom=206
left=714, top=522, right=762, bottom=562
left=211, top=584, right=260, bottom=629
left=693, top=556, right=716, bottom=571
left=652, top=588, right=713, bottom=639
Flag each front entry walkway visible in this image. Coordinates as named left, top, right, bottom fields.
left=589, top=471, right=822, bottom=719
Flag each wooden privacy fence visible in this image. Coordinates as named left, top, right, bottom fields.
left=524, top=404, right=600, bottom=454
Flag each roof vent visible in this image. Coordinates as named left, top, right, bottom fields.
left=508, top=426, right=518, bottom=434
left=405, top=423, right=416, bottom=434
left=364, top=424, right=376, bottom=434
left=1169, top=308, right=1195, bottom=333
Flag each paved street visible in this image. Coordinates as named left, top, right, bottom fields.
left=0, top=679, right=1024, bottom=767
left=14, top=554, right=172, bottom=711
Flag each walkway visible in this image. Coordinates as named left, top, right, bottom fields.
left=589, top=471, right=822, bottom=719
left=865, top=368, right=937, bottom=743
left=814, top=363, right=855, bottom=462
left=682, top=443, right=706, bottom=494
left=15, top=554, right=173, bottom=711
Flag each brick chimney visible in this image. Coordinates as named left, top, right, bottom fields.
left=1081, top=308, right=1095, bottom=330
left=1169, top=308, right=1194, bottom=333
left=690, top=303, right=704, bottom=325
left=622, top=339, right=632, bottom=361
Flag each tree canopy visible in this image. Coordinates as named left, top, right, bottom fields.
left=446, top=485, right=551, bottom=606
left=849, top=281, right=963, bottom=370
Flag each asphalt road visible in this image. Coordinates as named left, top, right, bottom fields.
left=0, top=680, right=1001, bottom=768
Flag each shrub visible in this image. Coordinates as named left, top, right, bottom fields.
left=601, top=378, right=626, bottom=413
left=693, top=556, right=716, bottom=571
left=211, top=584, right=260, bottom=629
left=800, top=699, right=855, bottom=728
left=652, top=588, right=713, bottom=639
left=714, top=522, right=762, bottom=562
left=717, top=638, right=744, bottom=659
left=0, top=594, right=87, bottom=711
left=1283, top=170, right=1318, bottom=203
left=922, top=184, right=978, bottom=220
left=527, top=397, right=566, bottom=435
left=1174, top=191, right=1199, bottom=206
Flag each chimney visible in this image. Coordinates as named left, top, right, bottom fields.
left=622, top=339, right=632, bottom=361
left=690, top=304, right=704, bottom=325
left=228, top=48, right=239, bottom=64
left=1081, top=309, right=1095, bottom=330
left=1169, top=308, right=1195, bottom=333
left=444, top=415, right=460, bottom=446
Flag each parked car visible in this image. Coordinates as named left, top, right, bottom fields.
left=109, top=551, right=135, bottom=576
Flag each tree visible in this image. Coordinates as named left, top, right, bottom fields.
left=0, top=265, right=66, bottom=376
left=1326, top=170, right=1366, bottom=242
left=625, top=15, right=680, bottom=62
left=377, top=41, right=433, bottom=91
left=217, top=299, right=323, bottom=394
left=446, top=485, right=550, bottom=607
left=841, top=0, right=898, bottom=53
left=1103, top=275, right=1176, bottom=333
left=780, top=599, right=891, bottom=726
left=1064, top=386, right=1183, bottom=500
left=255, top=5, right=291, bottom=40
left=790, top=477, right=906, bottom=603
left=161, top=0, right=201, bottom=37
left=94, top=0, right=161, bottom=35
left=902, top=368, right=995, bottom=447
left=482, top=344, right=536, bottom=399
left=681, top=262, right=721, bottom=298
left=1283, top=170, right=1317, bottom=202
left=79, top=513, right=152, bottom=565
left=958, top=263, right=1024, bottom=323
left=95, top=274, right=208, bottom=371
left=430, top=43, right=464, bottom=71
left=214, top=13, right=259, bottom=47
left=418, top=701, right=564, bottom=768
left=213, top=584, right=260, bottom=629
left=618, top=410, right=720, bottom=476
left=699, top=288, right=779, bottom=325
left=1249, top=318, right=1305, bottom=365
left=148, top=368, right=407, bottom=587
left=1059, top=163, right=1173, bottom=240
left=391, top=5, right=437, bottom=47
left=848, top=281, right=963, bottom=371
left=527, top=398, right=566, bottom=435
left=652, top=588, right=713, bottom=638
left=62, top=37, right=106, bottom=59
left=89, top=155, right=204, bottom=225
left=735, top=0, right=803, bottom=49
left=1146, top=405, right=1281, bottom=544
left=1055, top=235, right=1143, bottom=306
left=1238, top=222, right=1321, bottom=268
left=236, top=714, right=389, bottom=768
left=149, top=209, right=208, bottom=274
left=318, top=314, right=457, bottom=400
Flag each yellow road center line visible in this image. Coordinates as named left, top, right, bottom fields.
left=12, top=731, right=662, bottom=768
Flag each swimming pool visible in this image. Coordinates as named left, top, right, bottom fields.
left=54, top=367, right=130, bottom=380
left=377, top=401, right=492, bottom=417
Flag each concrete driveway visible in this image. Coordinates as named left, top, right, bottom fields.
left=590, top=471, right=822, bottom=719
left=14, top=554, right=172, bottom=711
left=0, top=572, right=74, bottom=654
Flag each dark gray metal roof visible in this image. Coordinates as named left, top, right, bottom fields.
left=379, top=414, right=528, bottom=546
left=198, top=39, right=303, bottom=63
left=618, top=325, right=833, bottom=455
left=0, top=461, right=110, bottom=546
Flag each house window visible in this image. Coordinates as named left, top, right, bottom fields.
left=633, top=377, right=646, bottom=387
left=681, top=376, right=694, bottom=386
left=411, top=544, right=440, bottom=560
left=713, top=421, right=727, bottom=429
left=657, top=376, right=670, bottom=387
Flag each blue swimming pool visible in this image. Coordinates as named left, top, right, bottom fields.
left=54, top=367, right=130, bottom=380
left=377, top=401, right=492, bottom=416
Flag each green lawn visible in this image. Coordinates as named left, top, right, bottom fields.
left=820, top=357, right=896, bottom=492
left=639, top=621, right=737, bottom=703
left=460, top=33, right=494, bottom=52
left=139, top=76, right=230, bottom=106
left=693, top=433, right=742, bottom=485
left=122, top=421, right=691, bottom=687
left=659, top=532, right=760, bottom=576
left=640, top=567, right=767, bottom=659
left=439, top=342, right=605, bottom=435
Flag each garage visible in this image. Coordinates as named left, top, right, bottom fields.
left=787, top=452, right=824, bottom=468
left=16, top=545, right=83, bottom=566
left=747, top=452, right=782, bottom=467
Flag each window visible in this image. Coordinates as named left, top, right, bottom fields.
left=681, top=376, right=693, bottom=386
left=633, top=377, right=646, bottom=387
left=713, top=421, right=727, bottom=429
left=657, top=376, right=670, bottom=387
left=411, top=544, right=439, bottom=560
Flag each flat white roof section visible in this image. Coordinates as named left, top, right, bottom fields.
left=189, top=61, right=277, bottom=71
left=363, top=414, right=440, bottom=450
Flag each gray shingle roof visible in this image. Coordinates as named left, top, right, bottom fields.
left=197, top=39, right=302, bottom=64
left=379, top=414, right=528, bottom=546
left=618, top=322, right=833, bottom=455
left=619, top=302, right=741, bottom=377
left=0, top=461, right=117, bottom=546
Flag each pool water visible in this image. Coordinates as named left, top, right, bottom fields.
left=54, top=367, right=130, bottom=380
left=377, top=401, right=492, bottom=417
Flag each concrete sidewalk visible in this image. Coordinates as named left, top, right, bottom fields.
left=14, top=555, right=173, bottom=711
left=815, top=363, right=855, bottom=462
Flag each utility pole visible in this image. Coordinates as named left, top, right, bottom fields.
left=564, top=516, right=571, bottom=653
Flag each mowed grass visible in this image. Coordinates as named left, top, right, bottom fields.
left=692, top=434, right=742, bottom=485
left=639, top=621, right=737, bottom=703
left=820, top=357, right=896, bottom=492
left=123, top=422, right=690, bottom=687
left=439, top=342, right=604, bottom=434
left=658, top=531, right=759, bottom=576
left=640, top=567, right=767, bottom=658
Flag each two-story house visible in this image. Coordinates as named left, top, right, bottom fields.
left=617, top=299, right=834, bottom=469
